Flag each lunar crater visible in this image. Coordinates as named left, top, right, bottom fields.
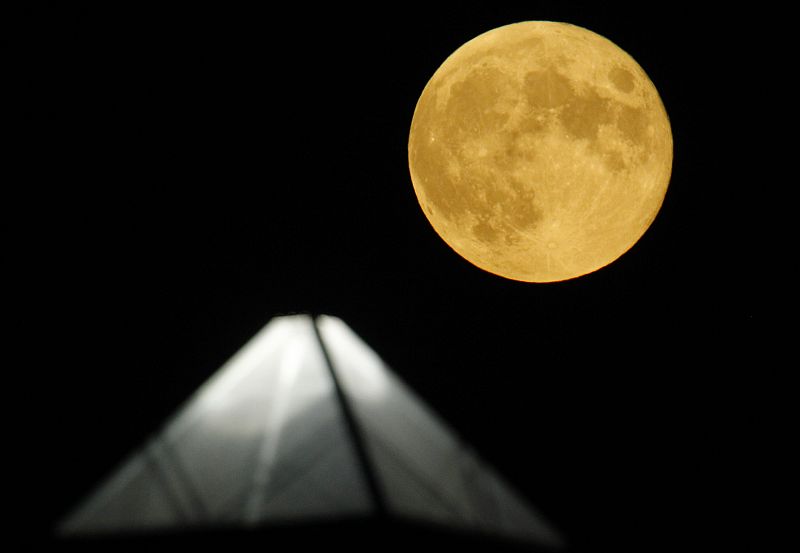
left=609, top=66, right=635, bottom=93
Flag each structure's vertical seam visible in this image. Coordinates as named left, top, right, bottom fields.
left=312, top=315, right=388, bottom=518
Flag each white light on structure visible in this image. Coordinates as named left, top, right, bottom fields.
left=59, top=315, right=563, bottom=549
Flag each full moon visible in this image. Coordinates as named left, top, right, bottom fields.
left=408, top=22, right=673, bottom=282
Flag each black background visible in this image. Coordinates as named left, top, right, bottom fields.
left=5, top=3, right=771, bottom=552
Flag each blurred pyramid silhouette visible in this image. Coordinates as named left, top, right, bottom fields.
left=59, top=315, right=562, bottom=549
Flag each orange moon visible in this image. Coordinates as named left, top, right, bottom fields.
left=408, top=22, right=673, bottom=282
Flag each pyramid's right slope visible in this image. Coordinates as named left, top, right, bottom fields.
left=316, top=315, right=562, bottom=547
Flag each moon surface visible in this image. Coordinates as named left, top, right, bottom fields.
left=408, top=22, right=673, bottom=282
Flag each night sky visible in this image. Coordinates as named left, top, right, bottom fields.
left=6, top=3, right=767, bottom=552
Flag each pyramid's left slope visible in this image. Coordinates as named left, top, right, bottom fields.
left=59, top=315, right=372, bottom=535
